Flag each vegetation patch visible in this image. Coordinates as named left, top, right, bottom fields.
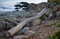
left=49, top=30, right=60, bottom=39
left=55, top=22, right=60, bottom=27
left=53, top=20, right=60, bottom=27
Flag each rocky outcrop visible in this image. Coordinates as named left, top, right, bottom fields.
left=0, top=0, right=60, bottom=39
left=29, top=2, right=47, bottom=12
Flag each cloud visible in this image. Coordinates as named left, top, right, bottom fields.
left=0, top=0, right=47, bottom=6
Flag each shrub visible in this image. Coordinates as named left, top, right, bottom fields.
left=49, top=30, right=60, bottom=39
left=55, top=22, right=60, bottom=27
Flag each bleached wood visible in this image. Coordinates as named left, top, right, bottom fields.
left=5, top=8, right=48, bottom=37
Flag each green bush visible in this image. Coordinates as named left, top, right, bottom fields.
left=39, top=15, right=47, bottom=24
left=52, top=0, right=60, bottom=4
left=49, top=30, right=60, bottom=39
left=39, top=15, right=47, bottom=21
left=53, top=20, right=60, bottom=27
left=48, top=0, right=60, bottom=4
left=52, top=12, right=56, bottom=18
left=47, top=0, right=60, bottom=8
left=55, top=22, right=60, bottom=27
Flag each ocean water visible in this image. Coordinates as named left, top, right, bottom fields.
left=0, top=11, right=33, bottom=29
left=0, top=11, right=31, bottom=19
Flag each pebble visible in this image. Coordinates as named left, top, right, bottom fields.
left=32, top=26, right=40, bottom=31
left=21, top=27, right=30, bottom=33
left=25, top=30, right=35, bottom=35
left=13, top=35, right=28, bottom=39
left=48, top=13, right=53, bottom=19
left=56, top=11, right=60, bottom=17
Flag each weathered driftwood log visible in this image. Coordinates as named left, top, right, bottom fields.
left=4, top=8, right=48, bottom=37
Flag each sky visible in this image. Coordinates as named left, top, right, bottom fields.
left=0, top=0, right=47, bottom=7
left=0, top=0, right=47, bottom=11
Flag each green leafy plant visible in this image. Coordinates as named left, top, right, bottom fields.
left=48, top=0, right=60, bottom=4
left=40, top=15, right=47, bottom=21
left=52, top=11, right=56, bottom=18
left=55, top=22, right=60, bottom=27
left=52, top=0, right=60, bottom=4
left=49, top=30, right=60, bottom=39
left=39, top=15, right=47, bottom=24
left=53, top=20, right=60, bottom=27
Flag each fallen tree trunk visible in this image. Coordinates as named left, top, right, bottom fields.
left=4, top=8, right=48, bottom=37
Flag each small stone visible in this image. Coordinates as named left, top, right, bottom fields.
left=25, top=30, right=35, bottom=35
left=48, top=13, right=53, bottom=19
left=21, top=27, right=30, bottom=33
left=56, top=11, right=60, bottom=17
left=42, top=21, right=46, bottom=24
left=13, top=35, right=28, bottom=39
left=32, top=26, right=40, bottom=31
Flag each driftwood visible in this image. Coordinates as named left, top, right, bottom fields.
left=4, top=8, right=48, bottom=37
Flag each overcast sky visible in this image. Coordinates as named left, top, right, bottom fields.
left=0, top=0, right=47, bottom=11
left=0, top=0, right=47, bottom=7
left=0, top=0, right=47, bottom=3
